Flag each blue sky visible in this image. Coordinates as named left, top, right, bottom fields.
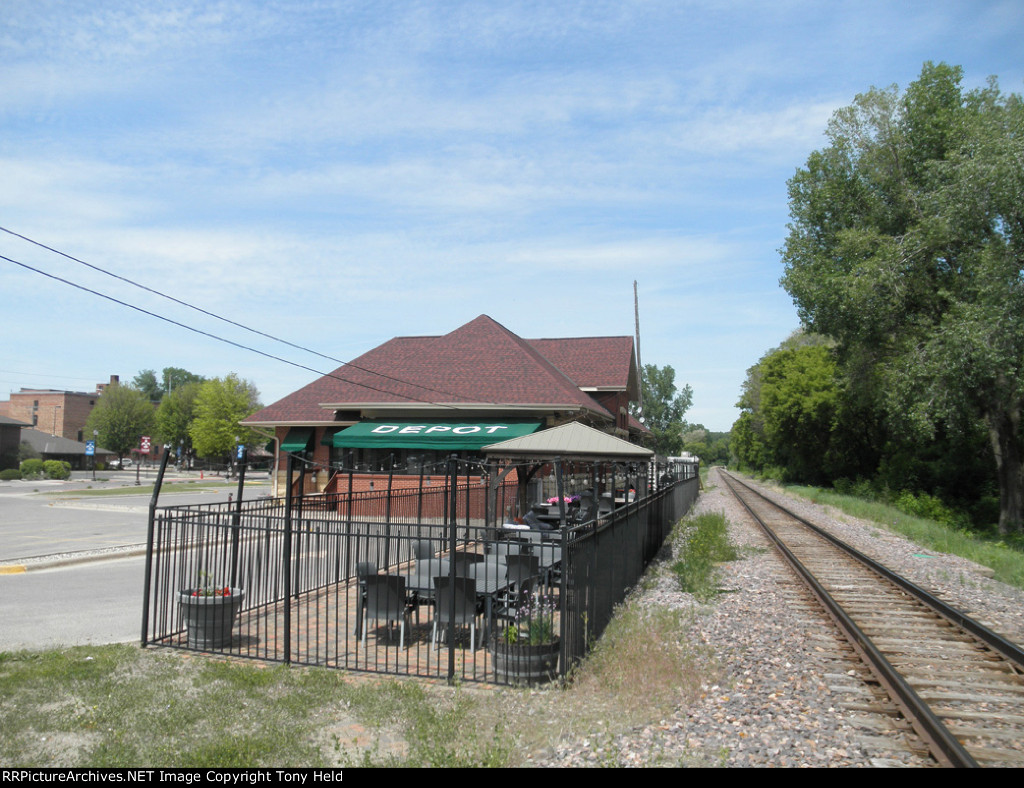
left=2, top=1, right=1022, bottom=431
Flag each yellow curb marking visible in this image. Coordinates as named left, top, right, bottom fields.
left=0, top=565, right=27, bottom=574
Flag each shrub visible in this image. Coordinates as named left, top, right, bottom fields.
left=0, top=468, right=22, bottom=481
left=893, top=490, right=968, bottom=528
left=19, top=458, right=45, bottom=479
left=43, top=460, right=72, bottom=480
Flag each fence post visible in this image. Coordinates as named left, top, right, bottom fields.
left=141, top=448, right=173, bottom=646
left=284, top=454, right=295, bottom=664
left=417, top=459, right=425, bottom=523
left=230, top=446, right=247, bottom=588
left=559, top=505, right=569, bottom=677
left=555, top=460, right=567, bottom=527
left=446, top=454, right=459, bottom=684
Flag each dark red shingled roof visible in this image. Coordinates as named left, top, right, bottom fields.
left=245, top=315, right=637, bottom=426
left=528, top=336, right=638, bottom=394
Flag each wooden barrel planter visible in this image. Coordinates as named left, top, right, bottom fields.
left=491, top=638, right=560, bottom=685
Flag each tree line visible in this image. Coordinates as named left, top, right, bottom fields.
left=85, top=367, right=262, bottom=467
left=733, top=62, right=1023, bottom=536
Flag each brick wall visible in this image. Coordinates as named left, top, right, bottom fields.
left=3, top=390, right=99, bottom=442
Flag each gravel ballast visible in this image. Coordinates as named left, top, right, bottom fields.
left=532, top=467, right=1024, bottom=767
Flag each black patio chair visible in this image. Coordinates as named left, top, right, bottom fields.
left=451, top=551, right=484, bottom=576
left=362, top=574, right=412, bottom=649
left=353, top=561, right=377, bottom=635
left=412, top=539, right=436, bottom=561
left=432, top=576, right=482, bottom=651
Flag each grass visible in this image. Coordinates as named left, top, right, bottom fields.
left=0, top=569, right=721, bottom=768
left=784, top=484, right=1024, bottom=589
left=40, top=481, right=269, bottom=498
left=0, top=645, right=513, bottom=768
left=669, top=511, right=739, bottom=600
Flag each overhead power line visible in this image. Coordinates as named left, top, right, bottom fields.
left=0, top=251, right=465, bottom=409
left=0, top=225, right=471, bottom=403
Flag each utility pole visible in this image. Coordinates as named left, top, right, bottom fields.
left=634, top=280, right=643, bottom=413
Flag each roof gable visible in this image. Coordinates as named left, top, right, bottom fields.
left=246, top=315, right=623, bottom=425
left=528, top=336, right=638, bottom=396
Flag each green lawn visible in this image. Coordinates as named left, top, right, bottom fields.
left=0, top=515, right=721, bottom=768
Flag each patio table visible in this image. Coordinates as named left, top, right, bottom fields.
left=400, top=556, right=513, bottom=645
left=402, top=558, right=450, bottom=598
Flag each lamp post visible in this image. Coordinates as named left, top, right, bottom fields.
left=92, top=429, right=98, bottom=481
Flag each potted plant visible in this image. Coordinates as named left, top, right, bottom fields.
left=491, top=591, right=560, bottom=685
left=178, top=572, right=245, bottom=649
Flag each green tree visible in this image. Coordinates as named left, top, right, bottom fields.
left=780, top=62, right=1024, bottom=533
left=631, top=364, right=693, bottom=456
left=85, top=383, right=156, bottom=462
left=133, top=370, right=163, bottom=403
left=162, top=367, right=205, bottom=395
left=730, top=410, right=767, bottom=472
left=759, top=345, right=840, bottom=484
left=189, top=374, right=262, bottom=459
left=155, top=381, right=203, bottom=463
left=731, top=341, right=841, bottom=482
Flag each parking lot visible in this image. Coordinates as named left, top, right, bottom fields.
left=0, top=470, right=270, bottom=563
left=0, top=472, right=271, bottom=651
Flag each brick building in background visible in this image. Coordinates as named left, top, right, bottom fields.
left=0, top=375, right=121, bottom=443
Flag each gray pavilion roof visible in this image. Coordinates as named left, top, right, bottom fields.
left=482, top=421, right=653, bottom=460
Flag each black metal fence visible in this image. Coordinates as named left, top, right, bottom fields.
left=142, top=456, right=699, bottom=685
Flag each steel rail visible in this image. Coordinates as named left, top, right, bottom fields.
left=725, top=472, right=1024, bottom=669
left=720, top=471, right=981, bottom=768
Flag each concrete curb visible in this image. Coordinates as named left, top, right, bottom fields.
left=0, top=544, right=149, bottom=574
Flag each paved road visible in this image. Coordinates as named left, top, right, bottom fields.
left=0, top=554, right=146, bottom=651
left=0, top=472, right=270, bottom=561
left=0, top=472, right=271, bottom=652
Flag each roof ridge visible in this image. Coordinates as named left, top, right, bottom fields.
left=437, top=316, right=612, bottom=416
left=245, top=315, right=628, bottom=424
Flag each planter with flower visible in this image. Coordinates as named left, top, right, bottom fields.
left=178, top=572, right=245, bottom=649
left=490, top=591, right=560, bottom=685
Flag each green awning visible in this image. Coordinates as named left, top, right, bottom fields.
left=280, top=427, right=314, bottom=453
left=332, top=419, right=542, bottom=450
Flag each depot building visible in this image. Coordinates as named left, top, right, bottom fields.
left=241, top=315, right=648, bottom=496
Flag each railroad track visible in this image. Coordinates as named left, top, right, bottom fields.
left=719, top=471, right=1024, bottom=768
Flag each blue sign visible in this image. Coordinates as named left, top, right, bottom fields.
left=236, top=444, right=245, bottom=460
left=85, top=440, right=95, bottom=456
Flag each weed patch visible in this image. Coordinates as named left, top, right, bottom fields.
left=670, top=511, right=738, bottom=600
